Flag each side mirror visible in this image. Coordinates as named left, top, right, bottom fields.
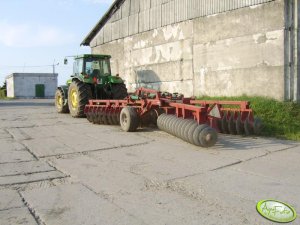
left=64, top=58, right=68, bottom=65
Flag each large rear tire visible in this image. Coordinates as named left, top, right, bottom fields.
left=111, top=83, right=128, bottom=99
left=55, top=89, right=69, bottom=113
left=68, top=80, right=92, bottom=118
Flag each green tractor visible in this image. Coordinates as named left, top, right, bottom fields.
left=55, top=54, right=127, bottom=117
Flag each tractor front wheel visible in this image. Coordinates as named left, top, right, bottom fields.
left=68, top=80, right=92, bottom=118
left=55, top=89, right=69, bottom=113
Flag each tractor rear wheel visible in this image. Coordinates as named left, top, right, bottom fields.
left=68, top=80, right=92, bottom=118
left=55, top=89, right=69, bottom=113
left=111, top=83, right=128, bottom=99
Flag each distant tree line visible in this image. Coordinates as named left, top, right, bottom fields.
left=0, top=81, right=7, bottom=98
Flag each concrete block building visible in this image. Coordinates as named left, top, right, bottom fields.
left=82, top=0, right=300, bottom=102
left=6, top=73, right=58, bottom=98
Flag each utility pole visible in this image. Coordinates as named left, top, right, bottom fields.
left=52, top=60, right=59, bottom=74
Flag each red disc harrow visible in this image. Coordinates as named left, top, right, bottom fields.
left=84, top=88, right=262, bottom=147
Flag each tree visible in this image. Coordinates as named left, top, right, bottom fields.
left=0, top=81, right=7, bottom=97
left=1, top=81, right=6, bottom=90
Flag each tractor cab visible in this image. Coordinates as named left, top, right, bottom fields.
left=70, top=54, right=112, bottom=84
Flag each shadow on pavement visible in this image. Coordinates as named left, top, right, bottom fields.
left=0, top=99, right=54, bottom=107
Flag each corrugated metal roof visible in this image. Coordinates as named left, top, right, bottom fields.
left=81, top=0, right=124, bottom=46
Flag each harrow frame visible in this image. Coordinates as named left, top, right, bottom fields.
left=84, top=88, right=261, bottom=147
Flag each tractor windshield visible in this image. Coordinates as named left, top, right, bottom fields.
left=84, top=58, right=111, bottom=77
left=73, top=59, right=84, bottom=75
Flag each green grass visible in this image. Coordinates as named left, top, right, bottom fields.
left=0, top=89, right=6, bottom=99
left=0, top=90, right=14, bottom=100
left=197, top=96, right=300, bottom=141
left=0, top=97, right=14, bottom=100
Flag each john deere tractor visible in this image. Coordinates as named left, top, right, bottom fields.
left=55, top=54, right=127, bottom=117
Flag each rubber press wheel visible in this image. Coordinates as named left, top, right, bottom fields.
left=192, top=124, right=209, bottom=146
left=68, top=80, right=92, bottom=118
left=199, top=127, right=218, bottom=147
left=55, top=89, right=69, bottom=113
left=120, top=107, right=139, bottom=132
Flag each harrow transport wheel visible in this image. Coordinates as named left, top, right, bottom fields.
left=55, top=89, right=69, bottom=113
left=111, top=83, right=128, bottom=100
left=193, top=124, right=209, bottom=146
left=120, top=107, right=139, bottom=132
left=199, top=127, right=218, bottom=148
left=68, top=80, right=92, bottom=118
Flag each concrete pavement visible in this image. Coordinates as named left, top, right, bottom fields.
left=0, top=99, right=299, bottom=225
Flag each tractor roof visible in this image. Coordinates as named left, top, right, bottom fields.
left=75, top=54, right=111, bottom=59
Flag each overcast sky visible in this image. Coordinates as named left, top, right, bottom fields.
left=0, top=0, right=113, bottom=85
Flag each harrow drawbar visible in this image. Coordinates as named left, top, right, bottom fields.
left=84, top=88, right=262, bottom=148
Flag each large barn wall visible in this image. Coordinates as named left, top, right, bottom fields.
left=91, top=0, right=286, bottom=99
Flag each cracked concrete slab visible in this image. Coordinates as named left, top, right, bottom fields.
left=210, top=135, right=299, bottom=160
left=6, top=128, right=32, bottom=141
left=0, top=161, right=55, bottom=177
left=0, top=207, right=38, bottom=225
left=49, top=156, right=146, bottom=200
left=0, top=190, right=24, bottom=210
left=1, top=99, right=299, bottom=225
left=168, top=168, right=299, bottom=225
left=0, top=140, right=27, bottom=151
left=229, top=149, right=300, bottom=185
left=0, top=130, right=11, bottom=139
left=89, top=140, right=240, bottom=181
left=0, top=140, right=36, bottom=164
left=22, top=138, right=76, bottom=158
left=114, top=188, right=253, bottom=225
left=0, top=170, right=66, bottom=186
left=21, top=183, right=145, bottom=225
left=50, top=156, right=259, bottom=225
left=21, top=124, right=151, bottom=158
left=0, top=151, right=36, bottom=164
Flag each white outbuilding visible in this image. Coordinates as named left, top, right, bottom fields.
left=6, top=73, right=58, bottom=98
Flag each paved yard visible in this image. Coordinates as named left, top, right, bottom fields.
left=0, top=99, right=299, bottom=225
